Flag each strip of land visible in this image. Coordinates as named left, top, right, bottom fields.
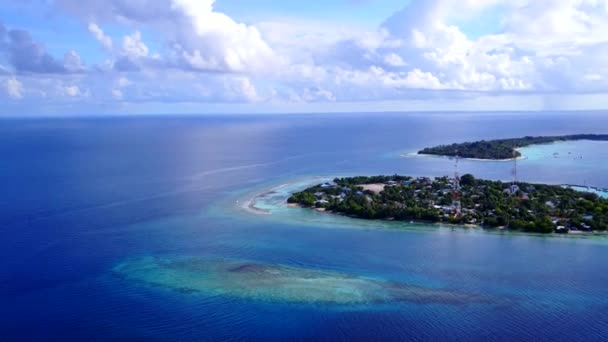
left=418, top=134, right=608, bottom=160
left=288, top=175, right=608, bottom=234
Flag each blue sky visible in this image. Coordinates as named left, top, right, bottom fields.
left=1, top=0, right=608, bottom=115
left=215, top=1, right=408, bottom=26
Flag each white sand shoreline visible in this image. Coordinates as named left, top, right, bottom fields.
left=403, top=139, right=608, bottom=162
left=240, top=175, right=608, bottom=238
left=401, top=150, right=527, bottom=162
left=240, top=176, right=333, bottom=215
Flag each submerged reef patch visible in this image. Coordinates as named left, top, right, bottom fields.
left=114, top=257, right=487, bottom=305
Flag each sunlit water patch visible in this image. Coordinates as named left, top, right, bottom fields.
left=113, top=257, right=488, bottom=306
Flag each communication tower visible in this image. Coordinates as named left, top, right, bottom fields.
left=452, top=152, right=462, bottom=216
left=511, top=149, right=518, bottom=186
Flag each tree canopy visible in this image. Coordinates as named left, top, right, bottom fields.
left=288, top=174, right=608, bottom=234
left=418, top=134, right=608, bottom=160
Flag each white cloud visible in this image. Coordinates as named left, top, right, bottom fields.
left=88, top=23, right=113, bottom=50
left=111, top=88, right=123, bottom=99
left=375, top=0, right=605, bottom=92
left=355, top=28, right=402, bottom=51
left=505, top=0, right=608, bottom=46
left=122, top=31, right=148, bottom=58
left=384, top=53, right=407, bottom=67
left=226, top=77, right=259, bottom=102
left=6, top=77, right=23, bottom=99
left=6, top=0, right=608, bottom=112
left=257, top=20, right=364, bottom=61
left=584, top=74, right=602, bottom=82
left=367, top=66, right=444, bottom=90
left=63, top=85, right=82, bottom=97
left=301, top=87, right=336, bottom=102
left=0, top=64, right=9, bottom=74
left=109, top=75, right=133, bottom=100
left=117, top=76, right=131, bottom=87
left=401, top=68, right=444, bottom=89
left=169, top=0, right=280, bottom=73
left=63, top=50, right=85, bottom=72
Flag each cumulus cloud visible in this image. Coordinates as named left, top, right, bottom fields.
left=111, top=88, right=123, bottom=99
left=3, top=0, right=608, bottom=112
left=88, top=23, right=113, bottom=50
left=5, top=29, right=66, bottom=73
left=504, top=0, right=608, bottom=47
left=169, top=0, right=280, bottom=73
left=57, top=0, right=281, bottom=74
left=122, top=31, right=148, bottom=58
left=117, top=76, right=131, bottom=88
left=6, top=77, right=23, bottom=99
left=301, top=87, right=336, bottom=102
left=369, top=0, right=608, bottom=93
left=63, top=85, right=82, bottom=97
left=64, top=50, right=86, bottom=73
left=109, top=76, right=134, bottom=100
left=229, top=77, right=259, bottom=102
left=106, top=31, right=151, bottom=72
left=0, top=25, right=86, bottom=74
left=384, top=53, right=407, bottom=67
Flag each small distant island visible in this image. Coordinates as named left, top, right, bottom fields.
left=288, top=175, right=608, bottom=234
left=418, top=134, right=608, bottom=160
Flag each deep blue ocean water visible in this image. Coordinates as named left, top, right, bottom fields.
left=2, top=112, right=608, bottom=340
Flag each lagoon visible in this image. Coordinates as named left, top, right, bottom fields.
left=2, top=112, right=608, bottom=340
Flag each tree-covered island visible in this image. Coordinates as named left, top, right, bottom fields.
left=418, top=134, right=608, bottom=160
left=288, top=175, right=608, bottom=234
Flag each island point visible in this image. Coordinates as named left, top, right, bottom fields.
left=418, top=134, right=608, bottom=160
left=288, top=175, right=608, bottom=234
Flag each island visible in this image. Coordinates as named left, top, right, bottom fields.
left=418, top=134, right=608, bottom=160
left=288, top=175, right=608, bottom=234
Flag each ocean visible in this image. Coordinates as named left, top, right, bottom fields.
left=1, top=112, right=608, bottom=340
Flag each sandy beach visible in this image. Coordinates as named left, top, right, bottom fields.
left=401, top=150, right=528, bottom=162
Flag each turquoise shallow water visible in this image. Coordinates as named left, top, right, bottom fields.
left=517, top=140, right=608, bottom=187
left=565, top=185, right=608, bottom=199
left=2, top=113, right=608, bottom=340
left=113, top=256, right=490, bottom=305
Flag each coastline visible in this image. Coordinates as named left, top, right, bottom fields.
left=289, top=199, right=608, bottom=237
left=241, top=191, right=274, bottom=215
left=563, top=184, right=608, bottom=199
left=241, top=176, right=608, bottom=238
left=410, top=138, right=608, bottom=162
left=401, top=150, right=528, bottom=162
left=240, top=176, right=334, bottom=215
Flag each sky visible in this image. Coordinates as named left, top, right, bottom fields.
left=1, top=0, right=608, bottom=115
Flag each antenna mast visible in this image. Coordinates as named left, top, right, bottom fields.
left=452, top=151, right=462, bottom=216
left=512, top=149, right=518, bottom=186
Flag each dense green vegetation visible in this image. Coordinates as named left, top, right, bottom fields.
left=418, top=134, right=608, bottom=160
left=288, top=175, right=608, bottom=234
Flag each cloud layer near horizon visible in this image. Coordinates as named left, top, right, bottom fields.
left=1, top=0, right=608, bottom=114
